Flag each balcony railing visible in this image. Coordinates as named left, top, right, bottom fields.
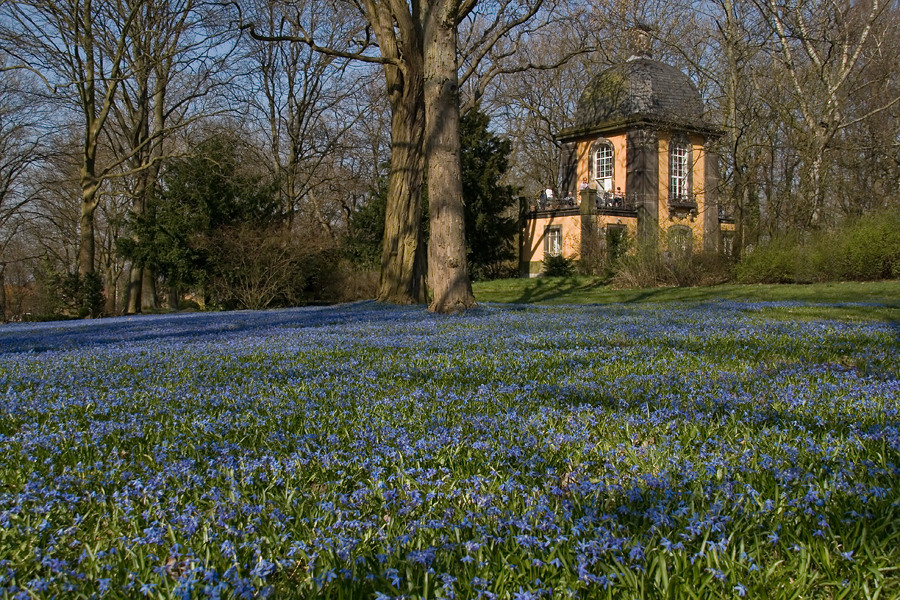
left=595, top=192, right=638, bottom=212
left=668, top=195, right=697, bottom=211
left=667, top=194, right=698, bottom=218
left=524, top=190, right=640, bottom=218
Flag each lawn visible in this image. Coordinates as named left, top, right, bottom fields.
left=473, top=278, right=900, bottom=318
left=0, top=295, right=898, bottom=598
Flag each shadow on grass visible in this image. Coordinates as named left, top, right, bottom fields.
left=477, top=278, right=900, bottom=310
left=0, top=301, right=411, bottom=355
left=511, top=277, right=606, bottom=304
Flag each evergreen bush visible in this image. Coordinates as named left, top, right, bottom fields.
left=541, top=254, right=576, bottom=277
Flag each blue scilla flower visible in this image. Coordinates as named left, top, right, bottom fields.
left=139, top=581, right=156, bottom=596
left=250, top=559, right=275, bottom=579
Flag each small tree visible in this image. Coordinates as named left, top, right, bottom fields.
left=118, top=132, right=280, bottom=308
left=460, top=108, right=519, bottom=280
left=344, top=174, right=388, bottom=271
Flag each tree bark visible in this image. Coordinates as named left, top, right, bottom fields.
left=142, top=267, right=158, bottom=309
left=126, top=266, right=143, bottom=313
left=423, top=2, right=475, bottom=313
left=365, top=0, right=428, bottom=305
left=378, top=93, right=427, bottom=304
left=125, top=169, right=148, bottom=314
left=78, top=184, right=100, bottom=276
left=167, top=283, right=180, bottom=310
left=103, top=263, right=118, bottom=314
left=0, top=266, right=6, bottom=323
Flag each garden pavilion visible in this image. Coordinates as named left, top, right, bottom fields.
left=520, top=30, right=735, bottom=276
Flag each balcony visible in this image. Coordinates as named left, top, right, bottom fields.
left=594, top=192, right=639, bottom=215
left=668, top=194, right=697, bottom=217
left=524, top=189, right=639, bottom=219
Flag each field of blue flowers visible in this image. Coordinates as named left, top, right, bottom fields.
left=1, top=300, right=898, bottom=599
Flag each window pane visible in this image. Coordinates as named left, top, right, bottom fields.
left=547, top=228, right=562, bottom=256
left=670, top=142, right=689, bottom=199
left=593, top=142, right=614, bottom=192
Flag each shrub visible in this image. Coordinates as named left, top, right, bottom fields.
left=734, top=235, right=806, bottom=284
left=611, top=245, right=675, bottom=288
left=206, top=226, right=374, bottom=309
left=28, top=267, right=106, bottom=319
left=611, top=246, right=731, bottom=289
left=541, top=254, right=576, bottom=277
left=736, top=210, right=900, bottom=284
left=832, top=212, right=900, bottom=280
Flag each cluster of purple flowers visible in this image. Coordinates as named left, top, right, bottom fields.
left=0, top=301, right=897, bottom=597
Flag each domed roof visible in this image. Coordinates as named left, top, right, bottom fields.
left=567, top=57, right=709, bottom=135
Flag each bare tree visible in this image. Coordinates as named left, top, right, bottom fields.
left=0, top=68, right=47, bottom=320
left=242, top=0, right=380, bottom=237
left=242, top=0, right=578, bottom=312
left=1, top=0, right=142, bottom=283
left=755, top=0, right=898, bottom=225
left=108, top=0, right=237, bottom=313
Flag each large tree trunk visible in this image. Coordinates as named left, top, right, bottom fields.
left=142, top=267, right=158, bottom=309
left=167, top=282, right=180, bottom=310
left=378, top=96, right=427, bottom=304
left=126, top=266, right=143, bottom=313
left=125, top=174, right=147, bottom=314
left=103, top=263, right=118, bottom=314
left=372, top=6, right=428, bottom=305
left=424, top=5, right=475, bottom=313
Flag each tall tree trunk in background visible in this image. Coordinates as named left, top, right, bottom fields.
left=142, top=267, right=158, bottom=309
left=423, top=1, right=474, bottom=312
left=126, top=267, right=143, bottom=313
left=722, top=0, right=748, bottom=256
left=103, top=263, right=118, bottom=314
left=0, top=265, right=6, bottom=323
left=77, top=0, right=130, bottom=280
left=125, top=173, right=148, bottom=313
left=78, top=181, right=101, bottom=276
left=167, top=283, right=180, bottom=310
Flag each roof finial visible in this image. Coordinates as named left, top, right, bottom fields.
left=628, top=22, right=654, bottom=60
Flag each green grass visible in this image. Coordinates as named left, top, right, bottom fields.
left=473, top=277, right=900, bottom=321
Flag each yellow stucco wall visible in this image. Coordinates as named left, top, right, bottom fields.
left=597, top=215, right=638, bottom=239
left=522, top=214, right=582, bottom=264
left=522, top=128, right=730, bottom=274
left=522, top=214, right=641, bottom=266
left=657, top=132, right=709, bottom=253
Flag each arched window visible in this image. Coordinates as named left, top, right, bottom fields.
left=667, top=225, right=693, bottom=259
left=590, top=140, right=614, bottom=193
left=669, top=137, right=691, bottom=201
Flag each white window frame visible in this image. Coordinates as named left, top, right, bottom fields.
left=669, top=140, right=690, bottom=201
left=545, top=226, right=563, bottom=257
left=591, top=141, right=614, bottom=193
